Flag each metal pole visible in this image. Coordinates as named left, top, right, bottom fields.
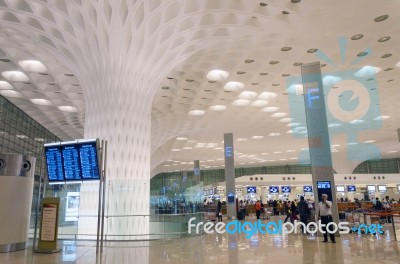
left=100, top=140, right=107, bottom=252
left=95, top=140, right=104, bottom=254
left=32, top=147, right=44, bottom=251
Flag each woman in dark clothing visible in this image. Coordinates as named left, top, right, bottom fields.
left=291, top=201, right=299, bottom=223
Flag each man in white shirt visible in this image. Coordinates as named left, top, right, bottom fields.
left=318, top=194, right=336, bottom=243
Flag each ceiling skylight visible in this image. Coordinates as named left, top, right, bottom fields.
left=250, top=100, right=269, bottom=107
left=58, top=106, right=78, bottom=112
left=261, top=107, right=278, bottom=112
left=232, top=99, right=250, bottom=106
left=0, top=80, right=13, bottom=89
left=258, top=92, right=277, bottom=100
left=239, top=91, right=258, bottom=100
left=18, top=60, right=47, bottom=73
left=224, top=81, right=245, bottom=91
left=209, top=105, right=227, bottom=111
left=1, top=71, right=29, bottom=82
left=30, top=98, right=52, bottom=106
left=188, top=110, right=205, bottom=116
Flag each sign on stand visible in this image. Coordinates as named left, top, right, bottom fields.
left=34, top=197, right=61, bottom=253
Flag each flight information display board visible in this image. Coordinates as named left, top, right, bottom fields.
left=269, top=186, right=279, bottom=194
left=44, top=139, right=101, bottom=182
left=281, top=186, right=291, bottom=193
left=79, top=140, right=100, bottom=180
left=303, top=185, right=313, bottom=193
left=62, top=142, right=81, bottom=180
left=44, top=144, right=64, bottom=182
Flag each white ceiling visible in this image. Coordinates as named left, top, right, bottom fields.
left=0, top=0, right=399, bottom=176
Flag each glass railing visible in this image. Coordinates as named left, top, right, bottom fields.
left=29, top=212, right=204, bottom=241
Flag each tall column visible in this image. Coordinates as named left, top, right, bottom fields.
left=301, top=62, right=339, bottom=227
left=261, top=187, right=267, bottom=203
left=194, top=160, right=200, bottom=184
left=224, top=133, right=236, bottom=220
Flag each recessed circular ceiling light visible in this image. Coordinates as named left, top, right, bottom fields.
left=259, top=72, right=268, bottom=75
left=269, top=61, right=279, bottom=65
left=251, top=82, right=259, bottom=85
left=186, top=79, right=194, bottom=82
left=260, top=2, right=267, bottom=6
left=237, top=71, right=246, bottom=74
left=30, top=98, right=52, bottom=106
left=351, top=34, right=364, bottom=40
left=281, top=47, right=292, bottom=52
left=381, top=54, right=392, bottom=58
left=293, top=62, right=303, bottom=66
left=272, top=83, right=280, bottom=86
left=282, top=74, right=290, bottom=77
left=291, top=0, right=301, bottom=3
left=282, top=11, right=290, bottom=14
left=387, top=79, right=394, bottom=82
left=161, top=86, right=169, bottom=89
left=176, top=137, right=188, bottom=141
left=188, top=110, right=205, bottom=116
left=58, top=106, right=78, bottom=112
left=384, top=68, right=393, bottom=71
left=357, top=51, right=368, bottom=57
left=206, top=69, right=229, bottom=81
left=307, top=48, right=318, bottom=53
left=34, top=138, right=45, bottom=142
left=252, top=136, right=264, bottom=139
left=374, top=15, right=389, bottom=22
left=244, top=59, right=254, bottom=63
left=208, top=80, right=216, bottom=83
left=64, top=73, right=74, bottom=77
left=378, top=36, right=391, bottom=42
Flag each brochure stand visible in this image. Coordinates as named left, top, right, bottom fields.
left=34, top=197, right=61, bottom=253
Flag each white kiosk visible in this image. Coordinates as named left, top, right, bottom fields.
left=0, top=154, right=36, bottom=252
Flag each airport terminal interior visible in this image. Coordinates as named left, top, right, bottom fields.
left=0, top=0, right=400, bottom=263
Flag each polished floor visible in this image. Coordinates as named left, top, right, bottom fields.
left=1, top=221, right=400, bottom=264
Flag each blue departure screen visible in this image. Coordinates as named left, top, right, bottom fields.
left=347, top=185, right=356, bottom=192
left=281, top=186, right=291, bottom=193
left=303, top=186, right=313, bottom=193
left=44, top=145, right=64, bottom=181
left=78, top=141, right=100, bottom=180
left=269, top=186, right=279, bottom=194
left=61, top=143, right=82, bottom=180
left=247, top=186, right=256, bottom=193
left=317, top=180, right=332, bottom=202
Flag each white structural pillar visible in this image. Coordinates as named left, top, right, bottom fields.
left=261, top=187, right=267, bottom=203
left=301, top=62, right=339, bottom=230
left=224, top=133, right=236, bottom=220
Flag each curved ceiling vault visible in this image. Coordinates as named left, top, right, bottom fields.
left=0, top=0, right=399, bottom=177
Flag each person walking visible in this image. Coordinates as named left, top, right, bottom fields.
left=318, top=194, right=336, bottom=243
left=297, top=196, right=309, bottom=233
left=255, top=200, right=261, bottom=220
